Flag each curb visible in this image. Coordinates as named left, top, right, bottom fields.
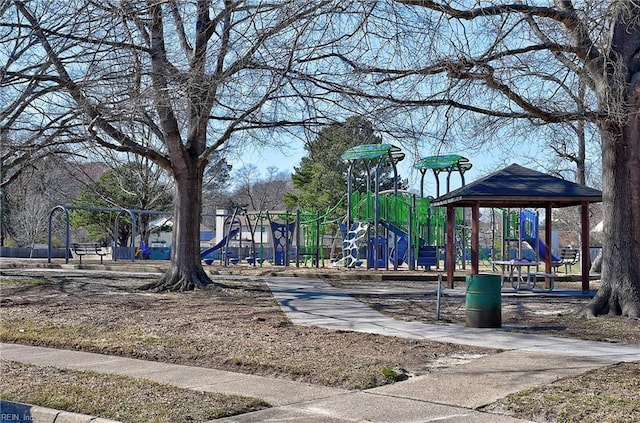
left=0, top=400, right=120, bottom=423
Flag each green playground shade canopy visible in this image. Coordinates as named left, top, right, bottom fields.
left=341, top=143, right=405, bottom=162
left=414, top=154, right=471, bottom=171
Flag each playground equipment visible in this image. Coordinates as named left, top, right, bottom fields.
left=205, top=208, right=330, bottom=268
left=200, top=227, right=240, bottom=265
left=135, top=241, right=151, bottom=260
left=520, top=209, right=559, bottom=262
left=415, top=154, right=473, bottom=268
left=414, top=154, right=472, bottom=197
left=267, top=212, right=296, bottom=265
left=333, top=222, right=369, bottom=268
left=497, top=208, right=560, bottom=263
left=334, top=144, right=471, bottom=270
left=47, top=204, right=176, bottom=264
left=201, top=146, right=473, bottom=271
left=339, top=189, right=447, bottom=270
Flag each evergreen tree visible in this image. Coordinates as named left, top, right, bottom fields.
left=286, top=117, right=407, bottom=212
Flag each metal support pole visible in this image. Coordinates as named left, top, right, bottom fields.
left=436, top=272, right=443, bottom=320
left=295, top=210, right=300, bottom=268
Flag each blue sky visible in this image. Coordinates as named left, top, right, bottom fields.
left=238, top=142, right=507, bottom=199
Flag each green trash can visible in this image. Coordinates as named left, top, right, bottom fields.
left=466, top=274, right=502, bottom=328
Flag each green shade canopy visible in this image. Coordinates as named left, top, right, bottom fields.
left=414, top=154, right=470, bottom=171
left=341, top=144, right=404, bottom=163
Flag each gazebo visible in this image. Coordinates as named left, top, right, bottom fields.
left=430, top=164, right=603, bottom=292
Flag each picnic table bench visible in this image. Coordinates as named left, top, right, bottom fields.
left=526, top=271, right=556, bottom=291
left=494, top=259, right=539, bottom=291
left=525, top=248, right=579, bottom=291
left=72, top=243, right=108, bottom=264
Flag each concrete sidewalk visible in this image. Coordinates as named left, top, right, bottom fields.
left=264, top=276, right=640, bottom=362
left=2, top=274, right=639, bottom=422
left=2, top=343, right=589, bottom=423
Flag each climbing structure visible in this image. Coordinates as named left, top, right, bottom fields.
left=414, top=154, right=472, bottom=197
left=211, top=148, right=472, bottom=270
left=332, top=222, right=369, bottom=268
left=336, top=144, right=473, bottom=270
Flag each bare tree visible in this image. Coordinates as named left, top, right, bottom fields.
left=9, top=187, right=49, bottom=253
left=231, top=165, right=292, bottom=212
left=341, top=1, right=638, bottom=317
left=4, top=156, right=74, bottom=250
left=0, top=1, right=84, bottom=190
left=2, top=0, right=361, bottom=291
left=4, top=0, right=637, bottom=313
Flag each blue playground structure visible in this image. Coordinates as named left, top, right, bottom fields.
left=199, top=145, right=472, bottom=270
left=201, top=227, right=240, bottom=265
left=268, top=216, right=296, bottom=266
left=520, top=209, right=560, bottom=262
left=497, top=208, right=560, bottom=262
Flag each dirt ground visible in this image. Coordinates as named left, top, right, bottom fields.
left=220, top=263, right=640, bottom=344
left=1, top=262, right=639, bottom=423
left=0, top=266, right=495, bottom=389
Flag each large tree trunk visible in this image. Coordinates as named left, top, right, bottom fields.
left=583, top=123, right=640, bottom=317
left=139, top=1, right=216, bottom=293
left=142, top=164, right=214, bottom=292
left=581, top=5, right=640, bottom=318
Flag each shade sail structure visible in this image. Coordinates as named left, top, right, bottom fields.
left=414, top=154, right=471, bottom=171
left=340, top=143, right=405, bottom=163
left=431, top=163, right=602, bottom=208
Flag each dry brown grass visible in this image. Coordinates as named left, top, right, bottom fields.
left=1, top=264, right=638, bottom=423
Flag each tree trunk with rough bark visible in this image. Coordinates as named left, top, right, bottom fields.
left=142, top=161, right=214, bottom=292
left=580, top=4, right=640, bottom=318
left=138, top=2, right=217, bottom=292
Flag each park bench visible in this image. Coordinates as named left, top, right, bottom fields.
left=72, top=243, right=108, bottom=264
left=552, top=247, right=579, bottom=273
left=417, top=245, right=437, bottom=268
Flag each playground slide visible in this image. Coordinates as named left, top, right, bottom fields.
left=200, top=228, right=240, bottom=258
left=391, top=237, right=409, bottom=266
left=380, top=221, right=410, bottom=265
left=381, top=220, right=437, bottom=267
left=381, top=220, right=407, bottom=239
left=520, top=209, right=559, bottom=262
left=523, top=234, right=559, bottom=262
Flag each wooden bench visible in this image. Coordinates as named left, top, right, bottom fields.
left=552, top=248, right=579, bottom=273
left=72, top=243, right=108, bottom=264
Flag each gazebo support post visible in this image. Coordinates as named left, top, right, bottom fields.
left=581, top=201, right=590, bottom=293
left=446, top=205, right=455, bottom=288
left=471, top=203, right=479, bottom=275
left=545, top=205, right=553, bottom=289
